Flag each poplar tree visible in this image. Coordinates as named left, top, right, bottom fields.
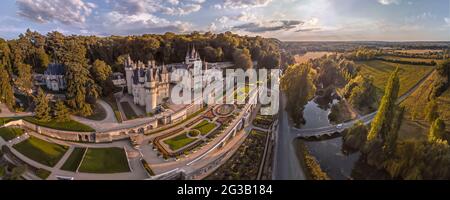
left=367, top=68, right=400, bottom=143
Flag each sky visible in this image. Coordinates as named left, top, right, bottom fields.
left=0, top=0, right=449, bottom=41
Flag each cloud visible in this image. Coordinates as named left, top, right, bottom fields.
left=108, top=0, right=204, bottom=16
left=101, top=12, right=191, bottom=35
left=161, top=3, right=202, bottom=16
left=16, top=0, right=96, bottom=25
left=233, top=20, right=304, bottom=33
left=378, top=0, right=401, bottom=5
left=445, top=18, right=450, bottom=26
left=295, top=28, right=321, bottom=32
left=215, top=0, right=272, bottom=9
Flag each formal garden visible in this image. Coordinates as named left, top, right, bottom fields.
left=253, top=114, right=275, bottom=129
left=206, top=129, right=268, bottom=180
left=77, top=147, right=130, bottom=174
left=163, top=132, right=199, bottom=151
left=13, top=136, right=69, bottom=167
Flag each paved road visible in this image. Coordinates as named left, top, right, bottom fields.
left=273, top=93, right=306, bottom=180
left=0, top=103, right=33, bottom=118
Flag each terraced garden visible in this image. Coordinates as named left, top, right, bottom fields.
left=60, top=147, right=87, bottom=172
left=163, top=133, right=198, bottom=151
left=0, top=127, right=24, bottom=141
left=13, top=136, right=69, bottom=167
left=78, top=147, right=130, bottom=173
left=206, top=130, right=268, bottom=180
left=24, top=117, right=95, bottom=132
left=193, top=120, right=218, bottom=135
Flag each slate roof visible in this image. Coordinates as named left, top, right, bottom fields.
left=44, top=64, right=65, bottom=76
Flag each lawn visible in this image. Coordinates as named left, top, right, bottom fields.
left=60, top=147, right=87, bottom=172
left=0, top=117, right=22, bottom=125
left=13, top=136, right=69, bottom=167
left=24, top=117, right=95, bottom=132
left=78, top=147, right=130, bottom=173
left=0, top=127, right=24, bottom=141
left=120, top=102, right=138, bottom=120
left=356, top=60, right=434, bottom=98
left=193, top=120, right=217, bottom=135
left=164, top=133, right=197, bottom=151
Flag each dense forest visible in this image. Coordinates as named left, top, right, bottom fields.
left=0, top=30, right=293, bottom=117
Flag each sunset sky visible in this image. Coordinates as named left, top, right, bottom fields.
left=1, top=0, right=449, bottom=41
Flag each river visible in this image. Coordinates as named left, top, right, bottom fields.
left=297, top=97, right=361, bottom=180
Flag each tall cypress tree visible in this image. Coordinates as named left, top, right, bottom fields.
left=34, top=88, right=51, bottom=122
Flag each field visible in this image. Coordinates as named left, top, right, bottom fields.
left=193, top=120, right=217, bottom=135
left=380, top=56, right=437, bottom=64
left=0, top=127, right=24, bottom=141
left=78, top=147, right=130, bottom=173
left=60, top=147, right=87, bottom=172
left=163, top=133, right=197, bottom=151
left=394, top=49, right=443, bottom=54
left=356, top=60, right=433, bottom=97
left=294, top=52, right=335, bottom=64
left=24, top=117, right=95, bottom=132
left=13, top=136, right=69, bottom=167
left=402, top=71, right=450, bottom=131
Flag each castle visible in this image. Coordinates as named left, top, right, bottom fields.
left=124, top=46, right=208, bottom=113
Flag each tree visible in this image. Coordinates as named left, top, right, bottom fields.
left=34, top=88, right=51, bottom=122
left=425, top=99, right=439, bottom=123
left=233, top=48, right=253, bottom=69
left=281, top=64, right=316, bottom=126
left=343, top=121, right=369, bottom=151
left=367, top=68, right=400, bottom=142
left=429, top=118, right=447, bottom=142
left=15, top=62, right=33, bottom=93
left=0, top=64, right=15, bottom=109
left=55, top=100, right=71, bottom=122
left=92, top=59, right=112, bottom=83
left=61, top=39, right=100, bottom=116
left=35, top=47, right=50, bottom=73
left=432, top=60, right=450, bottom=98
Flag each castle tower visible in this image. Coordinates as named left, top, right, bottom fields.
left=124, top=55, right=135, bottom=94
left=161, top=63, right=170, bottom=98
left=145, top=68, right=158, bottom=113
